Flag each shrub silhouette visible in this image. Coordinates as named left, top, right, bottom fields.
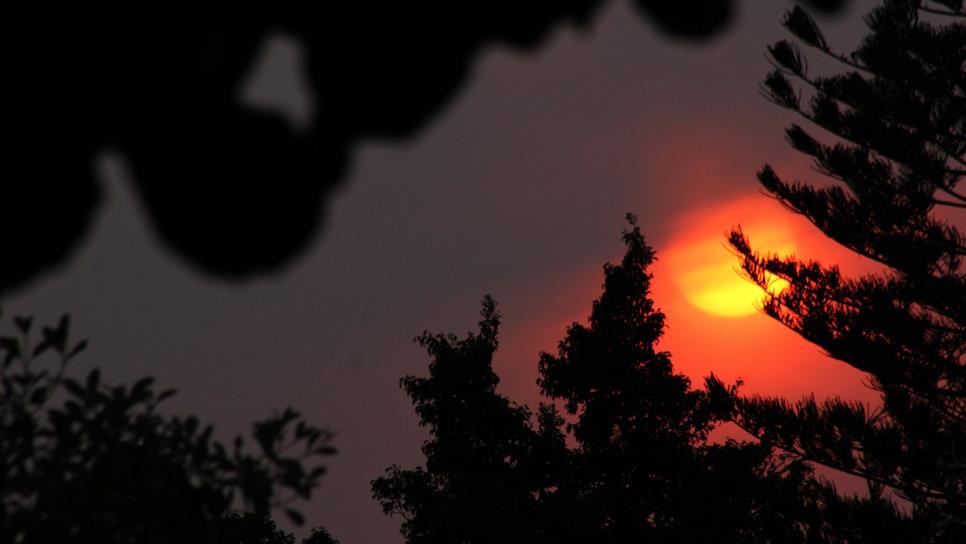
left=0, top=310, right=337, bottom=543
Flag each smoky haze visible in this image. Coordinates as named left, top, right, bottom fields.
left=5, top=1, right=875, bottom=541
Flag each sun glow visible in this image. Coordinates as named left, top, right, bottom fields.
left=664, top=198, right=797, bottom=318
left=674, top=241, right=792, bottom=317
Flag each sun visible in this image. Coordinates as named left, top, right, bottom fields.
left=663, top=198, right=797, bottom=318
left=676, top=248, right=792, bottom=317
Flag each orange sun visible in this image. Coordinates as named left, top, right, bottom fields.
left=664, top=198, right=796, bottom=318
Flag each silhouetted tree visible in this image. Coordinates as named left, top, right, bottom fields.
left=538, top=216, right=911, bottom=542
left=371, top=296, right=562, bottom=542
left=535, top=216, right=806, bottom=543
left=718, top=0, right=965, bottom=539
left=375, top=217, right=905, bottom=543
left=0, top=310, right=338, bottom=543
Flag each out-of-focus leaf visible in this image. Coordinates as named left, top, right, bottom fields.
left=157, top=388, right=176, bottom=404
left=285, top=508, right=305, bottom=527
left=13, top=316, right=33, bottom=335
left=132, top=377, right=155, bottom=401
left=0, top=336, right=20, bottom=365
left=86, top=369, right=100, bottom=392
left=68, top=340, right=88, bottom=359
left=39, top=314, right=71, bottom=355
left=29, top=386, right=47, bottom=405
left=63, top=378, right=86, bottom=400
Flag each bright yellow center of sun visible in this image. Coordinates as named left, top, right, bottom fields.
left=669, top=226, right=795, bottom=318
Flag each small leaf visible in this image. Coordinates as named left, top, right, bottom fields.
left=38, top=314, right=71, bottom=356
left=156, top=388, right=177, bottom=404
left=13, top=316, right=33, bottom=335
left=64, top=378, right=86, bottom=399
left=285, top=508, right=305, bottom=526
left=315, top=446, right=337, bottom=456
left=65, top=400, right=82, bottom=417
left=29, top=386, right=48, bottom=405
left=132, top=377, right=155, bottom=400
left=0, top=337, right=20, bottom=365
left=68, top=340, right=88, bottom=359
left=33, top=341, right=50, bottom=358
left=49, top=409, right=68, bottom=428
left=86, top=369, right=100, bottom=392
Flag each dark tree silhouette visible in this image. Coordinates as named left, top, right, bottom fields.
left=3, top=1, right=852, bottom=294
left=534, top=216, right=811, bottom=543
left=0, top=310, right=337, bottom=543
left=370, top=296, right=559, bottom=542
left=716, top=0, right=965, bottom=539
left=375, top=217, right=907, bottom=543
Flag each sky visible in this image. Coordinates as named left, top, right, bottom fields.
left=6, top=1, right=892, bottom=541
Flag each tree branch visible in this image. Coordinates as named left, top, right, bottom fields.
left=918, top=4, right=966, bottom=17
left=932, top=199, right=966, bottom=208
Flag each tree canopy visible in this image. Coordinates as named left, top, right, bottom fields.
left=719, top=0, right=965, bottom=539
left=374, top=216, right=910, bottom=543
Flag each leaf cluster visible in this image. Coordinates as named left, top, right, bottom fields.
left=0, top=309, right=336, bottom=543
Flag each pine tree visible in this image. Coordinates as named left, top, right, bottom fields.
left=536, top=216, right=891, bottom=543
left=721, top=0, right=965, bottom=538
left=536, top=216, right=722, bottom=540
left=376, top=217, right=905, bottom=543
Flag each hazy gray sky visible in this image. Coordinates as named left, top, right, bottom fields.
left=7, top=1, right=877, bottom=541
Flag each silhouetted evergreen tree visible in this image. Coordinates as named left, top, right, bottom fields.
left=0, top=310, right=338, bottom=543
left=538, top=217, right=910, bottom=543
left=371, top=296, right=563, bottom=542
left=535, top=217, right=807, bottom=543
left=375, top=217, right=906, bottom=543
left=719, top=0, right=965, bottom=539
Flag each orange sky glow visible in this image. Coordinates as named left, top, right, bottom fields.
left=488, top=192, right=887, bottom=496
left=651, top=194, right=883, bottom=404
left=494, top=193, right=885, bottom=415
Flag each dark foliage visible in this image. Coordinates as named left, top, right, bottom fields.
left=535, top=217, right=810, bottom=543
left=718, top=0, right=965, bottom=540
left=2, top=1, right=856, bottom=294
left=371, top=295, right=550, bottom=542
left=374, top=217, right=905, bottom=543
left=0, top=310, right=337, bottom=543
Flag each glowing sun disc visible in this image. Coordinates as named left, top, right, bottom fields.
left=678, top=258, right=791, bottom=317
left=665, top=206, right=796, bottom=318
